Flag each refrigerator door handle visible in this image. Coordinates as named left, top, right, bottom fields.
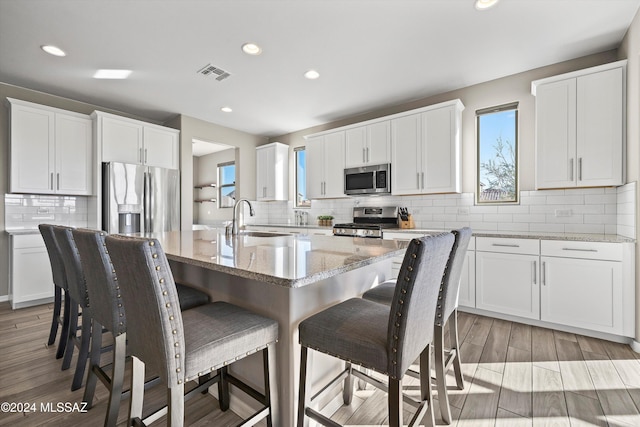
left=144, top=171, right=151, bottom=232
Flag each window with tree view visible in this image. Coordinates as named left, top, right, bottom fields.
left=295, top=147, right=310, bottom=207
left=477, top=103, right=518, bottom=204
left=218, top=161, right=235, bottom=208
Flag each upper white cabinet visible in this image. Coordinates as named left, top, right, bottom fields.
left=345, top=121, right=390, bottom=167
left=391, top=100, right=463, bottom=195
left=94, top=111, right=180, bottom=170
left=306, top=131, right=346, bottom=199
left=256, top=142, right=289, bottom=201
left=8, top=98, right=93, bottom=195
left=532, top=60, right=625, bottom=189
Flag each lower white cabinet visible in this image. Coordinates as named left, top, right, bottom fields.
left=10, top=234, right=54, bottom=309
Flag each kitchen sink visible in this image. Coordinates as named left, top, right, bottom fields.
left=238, top=231, right=290, bottom=238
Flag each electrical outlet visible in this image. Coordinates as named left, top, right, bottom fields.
left=554, top=209, right=572, bottom=217
left=458, top=207, right=470, bottom=215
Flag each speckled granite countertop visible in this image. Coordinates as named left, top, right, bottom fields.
left=5, top=229, right=42, bottom=235
left=249, top=224, right=635, bottom=243
left=140, top=230, right=409, bottom=288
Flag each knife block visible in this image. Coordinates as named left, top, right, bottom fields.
left=398, top=214, right=415, bottom=229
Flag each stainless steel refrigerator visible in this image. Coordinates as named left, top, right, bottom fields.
left=102, top=162, right=180, bottom=234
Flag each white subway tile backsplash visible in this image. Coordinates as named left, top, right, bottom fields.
left=4, top=194, right=89, bottom=231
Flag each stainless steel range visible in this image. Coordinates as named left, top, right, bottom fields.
left=333, top=206, right=398, bottom=238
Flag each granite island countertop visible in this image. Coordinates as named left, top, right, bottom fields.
left=140, top=230, right=410, bottom=288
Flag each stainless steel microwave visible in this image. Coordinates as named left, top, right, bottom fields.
left=344, top=164, right=391, bottom=195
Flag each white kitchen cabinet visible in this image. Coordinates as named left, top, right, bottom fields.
left=10, top=234, right=54, bottom=309
left=345, top=121, right=390, bottom=167
left=476, top=237, right=540, bottom=320
left=533, top=60, right=625, bottom=189
left=8, top=98, right=93, bottom=195
left=306, top=132, right=346, bottom=199
left=256, top=142, right=288, bottom=201
left=540, top=240, right=624, bottom=335
left=457, top=237, right=476, bottom=308
left=94, top=111, right=180, bottom=169
left=391, top=100, right=463, bottom=195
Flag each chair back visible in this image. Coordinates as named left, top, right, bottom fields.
left=105, top=234, right=185, bottom=387
left=386, top=232, right=454, bottom=379
left=39, top=224, right=67, bottom=291
left=72, top=229, right=126, bottom=336
left=437, top=227, right=472, bottom=325
left=52, top=226, right=90, bottom=310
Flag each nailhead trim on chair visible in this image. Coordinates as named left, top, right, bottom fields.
left=101, top=233, right=127, bottom=335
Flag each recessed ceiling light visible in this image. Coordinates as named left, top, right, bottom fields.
left=93, top=69, right=132, bottom=79
left=221, top=107, right=233, bottom=113
left=475, top=0, right=499, bottom=10
left=241, top=43, right=262, bottom=55
left=304, top=70, right=320, bottom=80
left=41, top=45, right=66, bottom=57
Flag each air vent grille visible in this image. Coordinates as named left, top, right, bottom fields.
left=197, top=63, right=232, bottom=81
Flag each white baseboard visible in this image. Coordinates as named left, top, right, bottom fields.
left=0, top=295, right=9, bottom=303
left=631, top=340, right=640, bottom=354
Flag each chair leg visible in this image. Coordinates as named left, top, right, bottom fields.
left=450, top=309, right=465, bottom=390
left=71, top=312, right=92, bottom=391
left=47, top=286, right=62, bottom=346
left=419, top=344, right=435, bottom=427
left=217, top=366, right=230, bottom=411
left=129, top=356, right=145, bottom=425
left=168, top=384, right=185, bottom=427
left=263, top=345, right=278, bottom=427
left=388, top=377, right=403, bottom=427
left=56, top=293, right=71, bottom=359
left=62, top=301, right=79, bottom=370
left=435, top=323, right=452, bottom=424
left=106, top=333, right=127, bottom=427
left=343, top=362, right=353, bottom=405
left=297, top=346, right=312, bottom=427
left=82, top=321, right=103, bottom=408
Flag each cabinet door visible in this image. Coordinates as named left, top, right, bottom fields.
left=535, top=78, right=577, bottom=189
left=345, top=126, right=367, bottom=167
left=540, top=257, right=622, bottom=335
left=322, top=132, right=346, bottom=198
left=11, top=236, right=54, bottom=309
left=306, top=136, right=325, bottom=199
left=101, top=116, right=143, bottom=164
left=391, top=113, right=422, bottom=195
left=144, top=126, right=179, bottom=169
left=256, top=146, right=274, bottom=200
left=458, top=251, right=475, bottom=308
left=55, top=114, right=93, bottom=195
left=476, top=252, right=539, bottom=319
left=423, top=106, right=459, bottom=193
left=576, top=67, right=623, bottom=187
left=10, top=103, right=55, bottom=193
left=366, top=121, right=390, bottom=165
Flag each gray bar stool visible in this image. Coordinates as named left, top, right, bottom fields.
left=105, top=234, right=279, bottom=427
left=39, top=224, right=71, bottom=359
left=297, top=232, right=454, bottom=427
left=361, top=227, right=472, bottom=424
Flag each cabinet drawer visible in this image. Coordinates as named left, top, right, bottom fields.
left=476, top=237, right=539, bottom=255
left=12, top=234, right=45, bottom=249
left=383, top=232, right=424, bottom=241
left=541, top=240, right=622, bottom=261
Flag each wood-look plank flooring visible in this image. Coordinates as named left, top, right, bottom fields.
left=1, top=302, right=640, bottom=426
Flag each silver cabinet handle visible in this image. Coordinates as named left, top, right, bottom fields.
left=533, top=260, right=537, bottom=285
left=421, top=172, right=424, bottom=189
left=56, top=173, right=60, bottom=190
left=542, top=261, right=546, bottom=286
left=363, top=148, right=366, bottom=163
left=144, top=149, right=148, bottom=164
left=492, top=243, right=520, bottom=247
left=417, top=173, right=420, bottom=189
left=578, top=158, right=582, bottom=181
left=139, top=148, right=143, bottom=164
left=50, top=173, right=54, bottom=190
left=570, top=158, right=574, bottom=181
left=562, top=247, right=597, bottom=252
left=366, top=147, right=370, bottom=163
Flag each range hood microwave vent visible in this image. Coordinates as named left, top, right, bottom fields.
left=197, top=63, right=231, bottom=81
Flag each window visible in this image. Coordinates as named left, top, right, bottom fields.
left=476, top=103, right=518, bottom=204
left=218, top=161, right=235, bottom=208
left=295, top=147, right=310, bottom=207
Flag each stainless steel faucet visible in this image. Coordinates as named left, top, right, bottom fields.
left=232, top=199, right=255, bottom=234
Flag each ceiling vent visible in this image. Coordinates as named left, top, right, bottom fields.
left=197, top=63, right=231, bottom=81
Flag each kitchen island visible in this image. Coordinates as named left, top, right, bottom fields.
left=141, top=229, right=409, bottom=427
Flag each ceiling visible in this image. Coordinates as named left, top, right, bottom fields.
left=1, top=0, right=639, bottom=138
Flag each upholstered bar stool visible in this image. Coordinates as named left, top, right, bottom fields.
left=39, top=224, right=71, bottom=359
left=361, top=227, right=472, bottom=424
left=297, top=232, right=454, bottom=427
left=105, top=234, right=279, bottom=427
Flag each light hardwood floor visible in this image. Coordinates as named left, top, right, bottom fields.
left=1, top=302, right=640, bottom=426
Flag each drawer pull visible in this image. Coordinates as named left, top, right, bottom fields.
left=491, top=243, right=520, bottom=248
left=562, top=247, right=597, bottom=252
